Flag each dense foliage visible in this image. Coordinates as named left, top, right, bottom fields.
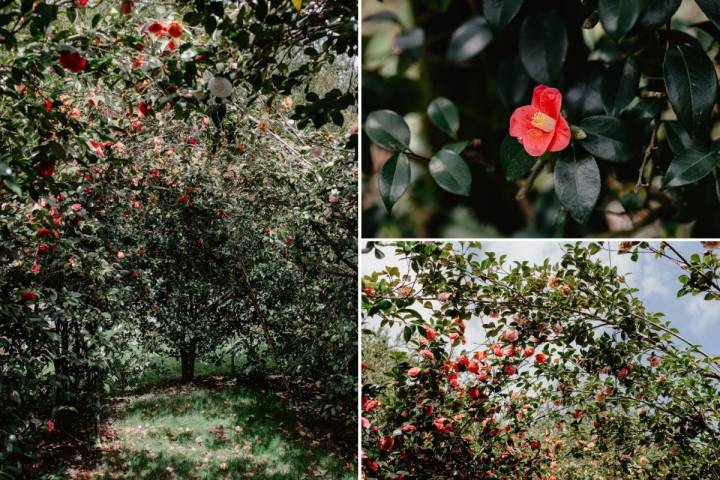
left=0, top=0, right=357, bottom=476
left=361, top=241, right=720, bottom=479
left=362, top=0, right=720, bottom=237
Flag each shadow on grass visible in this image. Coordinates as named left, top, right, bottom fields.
left=94, top=381, right=355, bottom=480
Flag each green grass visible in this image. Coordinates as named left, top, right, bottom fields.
left=93, top=382, right=356, bottom=480
left=134, top=355, right=238, bottom=387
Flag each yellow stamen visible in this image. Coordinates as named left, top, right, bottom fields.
left=531, top=112, right=556, bottom=133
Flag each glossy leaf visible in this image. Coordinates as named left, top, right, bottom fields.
left=379, top=153, right=411, bottom=212
left=601, top=56, right=640, bottom=116
left=664, top=121, right=694, bottom=155
left=500, top=136, right=536, bottom=181
left=427, top=97, right=460, bottom=137
left=664, top=44, right=718, bottom=137
left=696, top=0, right=720, bottom=30
left=442, top=141, right=469, bottom=155
left=663, top=147, right=719, bottom=188
left=429, top=149, right=472, bottom=196
left=447, top=16, right=494, bottom=63
left=365, top=110, right=411, bottom=151
left=636, top=0, right=681, bottom=30
left=577, top=116, right=636, bottom=162
left=554, top=148, right=600, bottom=224
left=598, top=0, right=641, bottom=41
left=482, top=0, right=523, bottom=31
left=519, top=11, right=567, bottom=85
left=496, top=57, right=533, bottom=107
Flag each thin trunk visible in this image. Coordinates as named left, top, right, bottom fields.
left=180, top=345, right=196, bottom=383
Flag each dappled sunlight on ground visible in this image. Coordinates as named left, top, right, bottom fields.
left=91, top=382, right=355, bottom=479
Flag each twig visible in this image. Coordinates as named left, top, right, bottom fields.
left=516, top=157, right=547, bottom=200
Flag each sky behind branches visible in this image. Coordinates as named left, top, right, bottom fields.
left=362, top=241, right=720, bottom=355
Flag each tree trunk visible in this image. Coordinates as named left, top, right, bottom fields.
left=180, top=346, right=196, bottom=383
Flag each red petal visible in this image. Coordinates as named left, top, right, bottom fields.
left=532, top=85, right=562, bottom=119
left=509, top=105, right=538, bottom=138
left=548, top=115, right=571, bottom=152
left=521, top=129, right=553, bottom=157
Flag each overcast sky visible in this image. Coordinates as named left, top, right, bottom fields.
left=362, top=241, right=720, bottom=355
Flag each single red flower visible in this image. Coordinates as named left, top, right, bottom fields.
left=407, top=367, right=421, bottom=378
left=509, top=85, right=570, bottom=157
left=138, top=101, right=150, bottom=116
left=75, top=0, right=88, bottom=7
left=31, top=263, right=41, bottom=274
left=535, top=353, right=546, bottom=364
left=121, top=0, right=134, bottom=15
left=503, top=364, right=516, bottom=376
left=21, top=290, right=37, bottom=302
left=165, top=40, right=177, bottom=52
left=167, top=22, right=183, bottom=38
left=188, top=138, right=199, bottom=145
left=47, top=419, right=55, bottom=432
left=38, top=161, right=56, bottom=177
left=44, top=99, right=53, bottom=112
left=378, top=436, right=394, bottom=451
left=36, top=228, right=53, bottom=236
left=180, top=194, right=190, bottom=204
left=37, top=243, right=49, bottom=255
left=58, top=51, right=88, bottom=73
left=131, top=54, right=144, bottom=69
left=147, top=22, right=166, bottom=36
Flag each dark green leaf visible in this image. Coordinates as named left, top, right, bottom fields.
left=664, top=44, right=718, bottom=137
left=365, top=110, right=411, bottom=151
left=446, top=16, right=493, bottom=63
left=696, top=0, right=720, bottom=30
left=554, top=148, right=600, bottom=224
left=429, top=149, right=472, bottom=196
left=577, top=115, right=636, bottom=162
left=427, top=97, right=460, bottom=137
left=379, top=153, right=411, bottom=212
left=3, top=177, right=21, bottom=196
left=500, top=136, right=536, bottom=181
left=598, top=0, right=641, bottom=41
left=636, top=0, right=681, bottom=30
left=519, top=11, right=567, bottom=85
left=664, top=121, right=694, bottom=155
left=442, top=141, right=469, bottom=155
left=482, top=0, right=523, bottom=31
left=663, top=147, right=719, bottom=188
left=496, top=57, right=532, bottom=107
left=601, top=56, right=640, bottom=116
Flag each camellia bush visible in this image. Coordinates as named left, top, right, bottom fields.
left=362, top=0, right=720, bottom=237
left=0, top=0, right=357, bottom=476
left=361, top=241, right=720, bottom=479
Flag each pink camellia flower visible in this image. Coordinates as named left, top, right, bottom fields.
left=649, top=354, right=661, bottom=368
left=400, top=424, right=416, bottom=433
left=437, top=292, right=450, bottom=302
left=71, top=203, right=82, bottom=212
left=361, top=417, right=370, bottom=429
left=425, top=328, right=437, bottom=341
left=509, top=85, right=571, bottom=157
left=420, top=349, right=435, bottom=361
left=31, top=263, right=41, bottom=274
left=116, top=251, right=125, bottom=260
left=408, top=367, right=421, bottom=378
left=378, top=436, right=394, bottom=451
left=47, top=419, right=55, bottom=432
left=523, top=346, right=535, bottom=357
left=502, top=328, right=519, bottom=343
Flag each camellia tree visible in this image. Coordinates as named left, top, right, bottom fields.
left=0, top=0, right=357, bottom=476
left=361, top=241, right=720, bottom=479
left=362, top=0, right=720, bottom=237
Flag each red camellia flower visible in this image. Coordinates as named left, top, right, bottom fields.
left=167, top=22, right=183, bottom=38
left=166, top=40, right=177, bottom=52
left=523, top=346, right=535, bottom=357
left=138, top=101, right=150, bottom=116
left=468, top=386, right=480, bottom=399
left=188, top=138, right=199, bottom=145
left=36, top=228, right=53, bottom=236
left=378, top=436, right=394, bottom=451
left=408, top=367, right=421, bottom=378
left=132, top=54, right=144, bottom=69
left=37, top=243, right=49, bottom=255
left=618, top=366, right=629, bottom=379
left=122, top=0, right=134, bottom=15
left=535, top=353, right=547, bottom=364
left=400, top=424, right=416, bottom=433
left=58, top=51, right=88, bottom=73
left=503, top=364, right=516, bottom=376
left=180, top=194, right=190, bottom=204
left=362, top=287, right=375, bottom=296
left=76, top=0, right=88, bottom=7
left=420, top=349, right=434, bottom=361
left=44, top=99, right=53, bottom=112
left=477, top=370, right=488, bottom=382
left=71, top=203, right=82, bottom=212
left=425, top=328, right=436, bottom=341
left=509, top=85, right=571, bottom=157
left=491, top=344, right=503, bottom=357
left=131, top=270, right=141, bottom=279
left=31, top=263, right=41, bottom=274
left=38, top=161, right=56, bottom=177
left=147, top=22, right=166, bottom=36
left=423, top=405, right=434, bottom=415
left=21, top=290, right=37, bottom=302
left=362, top=398, right=379, bottom=412
left=47, top=419, right=55, bottom=432
left=433, top=417, right=454, bottom=433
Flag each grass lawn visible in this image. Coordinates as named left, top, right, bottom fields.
left=91, top=379, right=355, bottom=479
